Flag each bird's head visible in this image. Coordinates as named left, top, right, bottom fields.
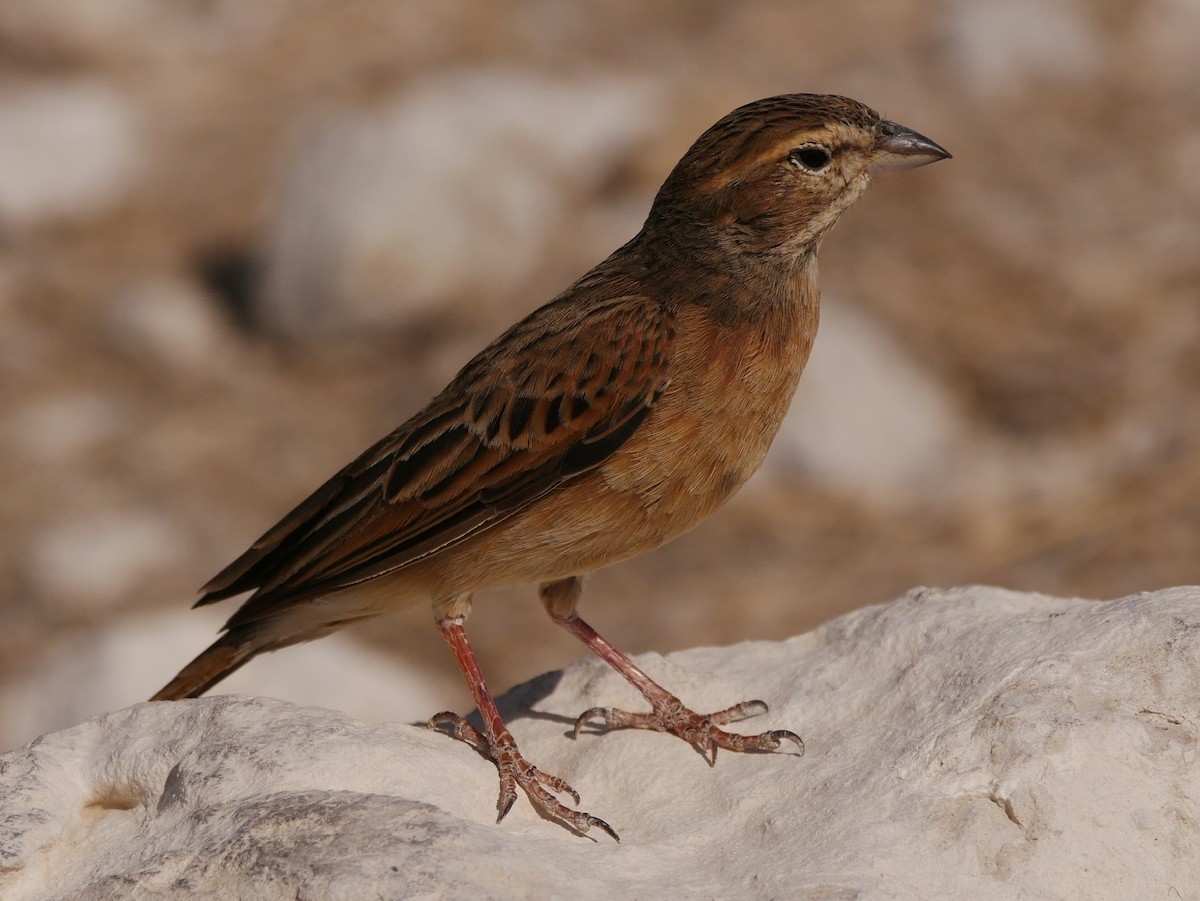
left=648, top=93, right=950, bottom=261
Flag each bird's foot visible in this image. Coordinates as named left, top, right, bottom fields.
left=572, top=697, right=804, bottom=765
left=428, top=712, right=619, bottom=841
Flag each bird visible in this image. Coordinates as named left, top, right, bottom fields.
left=152, top=93, right=950, bottom=841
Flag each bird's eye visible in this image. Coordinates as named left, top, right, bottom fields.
left=789, top=145, right=832, bottom=172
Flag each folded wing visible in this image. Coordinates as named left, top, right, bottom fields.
left=198, top=291, right=676, bottom=628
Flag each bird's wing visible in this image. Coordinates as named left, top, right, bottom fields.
left=199, top=292, right=675, bottom=626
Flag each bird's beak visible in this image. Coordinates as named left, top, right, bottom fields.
left=869, top=120, right=952, bottom=174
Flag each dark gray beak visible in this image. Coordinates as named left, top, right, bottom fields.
left=869, top=120, right=952, bottom=174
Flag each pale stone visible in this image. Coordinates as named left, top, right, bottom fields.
left=767, top=300, right=965, bottom=506
left=27, top=511, right=188, bottom=611
left=106, top=277, right=231, bottom=372
left=2, top=586, right=1197, bottom=898
left=9, top=393, right=128, bottom=464
left=0, top=80, right=140, bottom=225
left=944, top=0, right=1103, bottom=95
left=260, top=68, right=659, bottom=337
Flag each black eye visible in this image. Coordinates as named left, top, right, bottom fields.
left=789, top=145, right=831, bottom=172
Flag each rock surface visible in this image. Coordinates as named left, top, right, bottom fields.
left=2, top=585, right=1198, bottom=899
left=259, top=68, right=660, bottom=338
left=0, top=79, right=140, bottom=225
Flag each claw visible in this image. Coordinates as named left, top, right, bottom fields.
left=432, top=619, right=619, bottom=839
left=572, top=706, right=606, bottom=738
left=588, top=815, right=621, bottom=842
left=768, top=729, right=806, bottom=756
left=571, top=694, right=803, bottom=763
left=431, top=708, right=617, bottom=839
left=497, top=787, right=518, bottom=823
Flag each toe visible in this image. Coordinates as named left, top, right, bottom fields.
left=535, top=769, right=582, bottom=806
left=572, top=706, right=608, bottom=738
left=708, top=699, right=769, bottom=724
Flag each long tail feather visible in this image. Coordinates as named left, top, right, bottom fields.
left=150, top=631, right=259, bottom=701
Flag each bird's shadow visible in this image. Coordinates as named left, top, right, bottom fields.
left=411, top=668, right=576, bottom=734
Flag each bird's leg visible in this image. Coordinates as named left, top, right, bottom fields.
left=428, top=604, right=618, bottom=840
left=540, top=577, right=804, bottom=764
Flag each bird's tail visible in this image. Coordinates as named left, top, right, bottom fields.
left=150, top=628, right=262, bottom=701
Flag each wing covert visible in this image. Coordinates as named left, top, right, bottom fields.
left=201, top=292, right=675, bottom=624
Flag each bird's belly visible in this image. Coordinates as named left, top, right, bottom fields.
left=607, top=302, right=813, bottom=530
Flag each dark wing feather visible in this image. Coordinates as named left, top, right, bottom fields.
left=198, top=291, right=675, bottom=627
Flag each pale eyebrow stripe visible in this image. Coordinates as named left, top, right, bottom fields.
left=696, top=128, right=840, bottom=192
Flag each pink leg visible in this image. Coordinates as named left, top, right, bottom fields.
left=540, top=577, right=804, bottom=764
left=429, top=612, right=618, bottom=840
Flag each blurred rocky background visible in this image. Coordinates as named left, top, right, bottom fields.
left=2, top=0, right=1197, bottom=749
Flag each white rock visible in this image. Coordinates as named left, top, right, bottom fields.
left=0, top=608, right=462, bottom=753
left=943, top=0, right=1103, bottom=96
left=3, top=586, right=1198, bottom=898
left=106, top=277, right=230, bottom=371
left=0, top=79, right=140, bottom=226
left=9, top=392, right=128, bottom=463
left=260, top=68, right=660, bottom=336
left=766, top=300, right=964, bottom=505
left=27, top=511, right=188, bottom=611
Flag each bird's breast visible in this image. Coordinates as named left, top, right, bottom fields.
left=425, top=286, right=820, bottom=589
left=602, top=291, right=818, bottom=539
